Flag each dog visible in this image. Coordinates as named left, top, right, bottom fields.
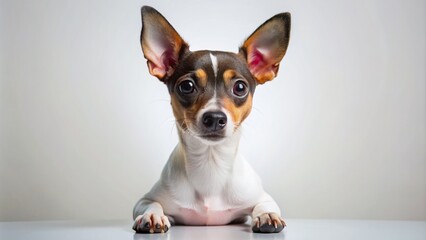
left=133, top=6, right=291, bottom=234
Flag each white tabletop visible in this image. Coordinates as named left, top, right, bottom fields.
left=1, top=219, right=425, bottom=240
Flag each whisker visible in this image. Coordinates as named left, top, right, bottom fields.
left=170, top=122, right=176, bottom=135
left=251, top=106, right=264, bottom=116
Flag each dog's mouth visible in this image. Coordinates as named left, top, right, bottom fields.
left=183, top=124, right=228, bottom=143
left=200, top=133, right=226, bottom=141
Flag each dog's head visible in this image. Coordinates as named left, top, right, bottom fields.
left=140, top=6, right=290, bottom=144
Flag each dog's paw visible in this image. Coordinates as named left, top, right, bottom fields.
left=133, top=214, right=171, bottom=234
left=252, top=212, right=286, bottom=233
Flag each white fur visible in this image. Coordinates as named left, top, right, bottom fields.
left=133, top=124, right=281, bottom=226
left=210, top=53, right=218, bottom=79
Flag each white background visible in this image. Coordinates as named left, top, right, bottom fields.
left=0, top=0, right=425, bottom=221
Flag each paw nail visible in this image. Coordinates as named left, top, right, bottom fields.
left=274, top=222, right=278, bottom=228
left=164, top=225, right=169, bottom=232
left=144, top=222, right=151, bottom=228
left=156, top=223, right=161, bottom=229
left=149, top=229, right=154, bottom=234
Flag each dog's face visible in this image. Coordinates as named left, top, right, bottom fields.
left=140, top=6, right=290, bottom=144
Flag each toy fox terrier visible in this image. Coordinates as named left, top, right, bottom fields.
left=133, top=6, right=291, bottom=234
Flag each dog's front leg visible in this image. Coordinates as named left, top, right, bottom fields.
left=133, top=199, right=171, bottom=234
left=251, top=196, right=286, bottom=233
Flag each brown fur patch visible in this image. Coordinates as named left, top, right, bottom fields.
left=254, top=70, right=276, bottom=84
left=170, top=95, right=187, bottom=130
left=223, top=69, right=237, bottom=85
left=194, top=69, right=208, bottom=87
left=222, top=94, right=253, bottom=130
left=170, top=94, right=209, bottom=131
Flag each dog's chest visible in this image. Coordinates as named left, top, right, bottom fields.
left=176, top=195, right=247, bottom=225
left=184, top=145, right=236, bottom=194
left=170, top=138, right=251, bottom=224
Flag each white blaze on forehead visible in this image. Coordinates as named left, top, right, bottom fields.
left=210, top=53, right=218, bottom=79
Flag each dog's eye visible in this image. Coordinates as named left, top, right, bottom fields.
left=178, top=80, right=196, bottom=94
left=232, top=80, right=249, bottom=98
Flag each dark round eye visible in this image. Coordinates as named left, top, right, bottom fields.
left=178, top=80, right=195, bottom=94
left=232, top=80, right=249, bottom=98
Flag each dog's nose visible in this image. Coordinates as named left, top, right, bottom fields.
left=202, top=111, right=227, bottom=131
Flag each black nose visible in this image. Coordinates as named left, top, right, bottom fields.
left=202, top=111, right=227, bottom=131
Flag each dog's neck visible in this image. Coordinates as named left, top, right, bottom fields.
left=176, top=127, right=242, bottom=195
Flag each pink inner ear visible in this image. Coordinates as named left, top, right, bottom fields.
left=146, top=46, right=178, bottom=79
left=248, top=48, right=265, bottom=71
left=147, top=60, right=164, bottom=78
left=246, top=46, right=279, bottom=84
left=161, top=49, right=177, bottom=74
left=248, top=47, right=272, bottom=77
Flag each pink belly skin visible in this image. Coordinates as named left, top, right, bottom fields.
left=175, top=207, right=246, bottom=225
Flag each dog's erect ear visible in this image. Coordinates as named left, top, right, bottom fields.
left=239, top=13, right=291, bottom=84
left=140, top=6, right=189, bottom=82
